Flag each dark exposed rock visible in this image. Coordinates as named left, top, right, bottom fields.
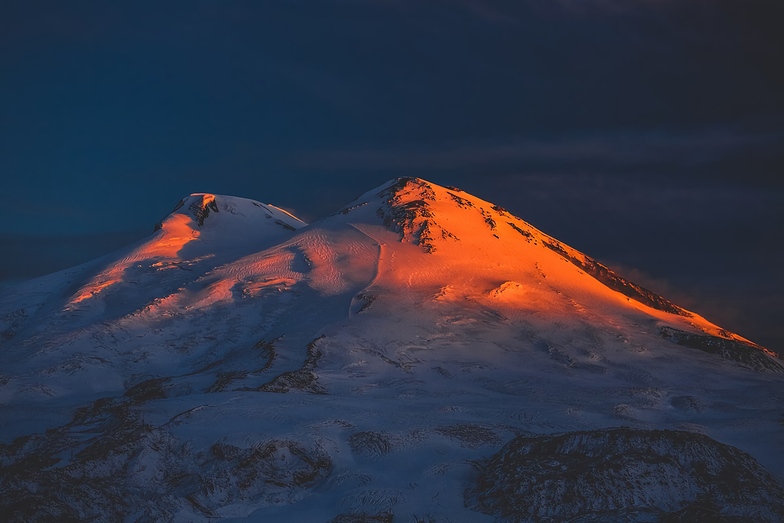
left=466, top=427, right=784, bottom=523
left=123, top=377, right=170, bottom=403
left=330, top=513, right=393, bottom=523
left=506, top=221, right=535, bottom=243
left=480, top=208, right=496, bottom=230
left=274, top=219, right=297, bottom=231
left=193, top=439, right=332, bottom=510
left=206, top=338, right=277, bottom=392
left=542, top=239, right=690, bottom=317
left=336, top=201, right=369, bottom=215
left=376, top=178, right=458, bottom=253
left=349, top=431, right=393, bottom=457
left=447, top=191, right=474, bottom=208
left=0, top=397, right=171, bottom=522
left=353, top=293, right=377, bottom=314
left=0, top=308, right=27, bottom=342
left=189, top=196, right=220, bottom=227
left=492, top=204, right=509, bottom=215
left=660, top=327, right=783, bottom=372
left=258, top=336, right=326, bottom=394
left=154, top=194, right=217, bottom=231
left=0, top=389, right=330, bottom=522
left=435, top=424, right=501, bottom=448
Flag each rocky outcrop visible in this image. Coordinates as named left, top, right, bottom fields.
left=376, top=178, right=459, bottom=253
left=0, top=391, right=330, bottom=522
left=542, top=239, right=690, bottom=317
left=467, top=428, right=784, bottom=522
left=660, top=327, right=783, bottom=372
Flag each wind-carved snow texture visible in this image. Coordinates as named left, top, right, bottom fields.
left=1, top=178, right=783, bottom=521
left=467, top=428, right=784, bottom=522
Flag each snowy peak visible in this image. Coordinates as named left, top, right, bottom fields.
left=331, top=178, right=780, bottom=369
left=143, top=192, right=307, bottom=265
left=175, top=193, right=220, bottom=227
left=3, top=179, right=779, bottom=384
left=156, top=193, right=306, bottom=234
left=368, top=179, right=687, bottom=314
left=345, top=177, right=691, bottom=313
left=376, top=177, right=457, bottom=253
left=64, top=194, right=306, bottom=311
left=339, top=177, right=510, bottom=252
left=2, top=178, right=783, bottom=522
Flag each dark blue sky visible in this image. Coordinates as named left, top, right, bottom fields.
left=1, top=0, right=782, bottom=350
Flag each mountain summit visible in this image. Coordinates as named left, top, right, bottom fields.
left=333, top=177, right=777, bottom=368
left=1, top=178, right=782, bottom=522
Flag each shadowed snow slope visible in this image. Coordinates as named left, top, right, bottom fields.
left=1, top=178, right=782, bottom=522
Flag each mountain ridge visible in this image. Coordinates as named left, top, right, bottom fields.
left=0, top=177, right=780, bottom=405
left=1, top=177, right=782, bottom=522
left=333, top=177, right=773, bottom=356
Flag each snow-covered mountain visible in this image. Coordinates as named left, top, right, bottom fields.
left=1, top=178, right=782, bottom=522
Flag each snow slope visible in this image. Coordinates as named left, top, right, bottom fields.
left=0, top=193, right=305, bottom=407
left=1, top=178, right=782, bottom=522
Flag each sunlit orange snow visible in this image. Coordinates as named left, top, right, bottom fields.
left=66, top=193, right=306, bottom=308
left=68, top=213, right=201, bottom=305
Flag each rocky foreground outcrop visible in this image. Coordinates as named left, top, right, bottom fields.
left=467, top=427, right=784, bottom=522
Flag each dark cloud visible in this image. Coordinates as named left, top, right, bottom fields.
left=291, top=128, right=784, bottom=184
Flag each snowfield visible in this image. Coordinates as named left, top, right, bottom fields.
left=1, top=178, right=782, bottom=522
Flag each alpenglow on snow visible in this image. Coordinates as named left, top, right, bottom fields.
left=1, top=178, right=782, bottom=522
